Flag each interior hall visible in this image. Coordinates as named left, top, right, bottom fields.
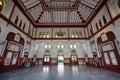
left=0, top=0, right=120, bottom=80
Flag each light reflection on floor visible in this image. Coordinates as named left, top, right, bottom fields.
left=0, top=65, right=120, bottom=80
left=43, top=66, right=49, bottom=76
left=57, top=63, right=64, bottom=76
left=72, top=66, right=79, bottom=76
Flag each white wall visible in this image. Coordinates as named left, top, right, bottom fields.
left=33, top=40, right=92, bottom=58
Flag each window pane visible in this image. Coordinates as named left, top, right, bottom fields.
left=49, top=45, right=51, bottom=48
left=72, top=35, right=74, bottom=38
left=45, top=45, right=47, bottom=48
left=70, top=45, right=73, bottom=48
left=58, top=45, right=60, bottom=48
left=47, top=58, right=49, bottom=62
left=47, top=35, right=50, bottom=38
left=43, top=35, right=46, bottom=38
left=44, top=58, right=46, bottom=62
left=104, top=53, right=110, bottom=64
left=109, top=51, right=118, bottom=65
left=74, top=45, right=76, bottom=48
left=75, top=35, right=78, bottom=38
left=61, top=45, right=64, bottom=48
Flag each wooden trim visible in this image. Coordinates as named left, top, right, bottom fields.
left=84, top=28, right=86, bottom=38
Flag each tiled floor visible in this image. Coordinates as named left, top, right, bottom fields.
left=0, top=65, right=120, bottom=80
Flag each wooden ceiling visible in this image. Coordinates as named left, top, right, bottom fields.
left=14, top=0, right=107, bottom=27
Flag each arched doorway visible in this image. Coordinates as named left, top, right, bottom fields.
left=70, top=50, right=78, bottom=65
left=97, top=31, right=120, bottom=72
left=0, top=32, right=24, bottom=72
left=57, top=50, right=64, bottom=65
left=43, top=50, right=51, bottom=65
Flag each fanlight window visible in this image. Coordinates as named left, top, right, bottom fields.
left=103, top=15, right=107, bottom=24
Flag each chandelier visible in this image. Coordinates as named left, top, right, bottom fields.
left=55, top=28, right=66, bottom=38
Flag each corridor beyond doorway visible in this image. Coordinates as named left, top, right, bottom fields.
left=58, top=55, right=64, bottom=65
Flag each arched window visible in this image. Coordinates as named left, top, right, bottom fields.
left=28, top=27, right=31, bottom=35
left=75, top=31, right=78, bottom=38
left=23, top=23, right=25, bottom=30
left=46, top=32, right=50, bottom=38
left=0, top=0, right=4, bottom=12
left=103, top=15, right=107, bottom=24
left=99, top=19, right=102, bottom=27
left=15, top=16, right=18, bottom=25
left=39, top=32, right=42, bottom=38
left=96, top=23, right=99, bottom=30
left=19, top=20, right=22, bottom=28
left=79, top=31, right=82, bottom=37
left=90, top=28, right=93, bottom=35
